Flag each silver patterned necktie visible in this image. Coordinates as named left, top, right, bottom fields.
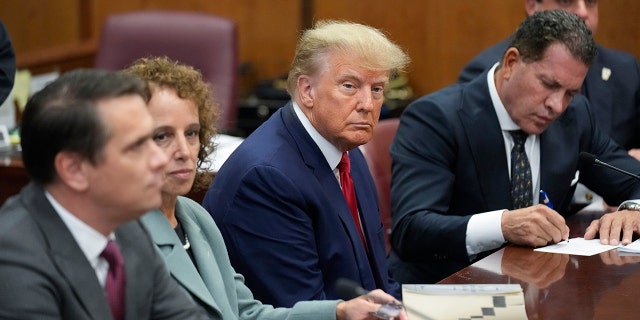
left=510, top=130, right=532, bottom=209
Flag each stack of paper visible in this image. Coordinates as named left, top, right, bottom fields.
left=615, top=239, right=640, bottom=254
left=533, top=237, right=640, bottom=256
left=402, top=284, right=527, bottom=320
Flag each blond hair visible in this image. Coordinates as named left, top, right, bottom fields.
left=286, top=20, right=410, bottom=96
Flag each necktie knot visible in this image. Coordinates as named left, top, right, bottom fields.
left=510, top=130, right=528, bottom=148
left=338, top=152, right=350, bottom=173
left=101, top=240, right=124, bottom=268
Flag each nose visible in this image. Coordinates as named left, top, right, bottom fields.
left=173, top=134, right=191, bottom=160
left=356, top=87, right=375, bottom=112
left=571, top=1, right=589, bottom=21
left=545, top=92, right=566, bottom=115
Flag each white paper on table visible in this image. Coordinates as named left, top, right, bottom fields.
left=615, top=239, right=640, bottom=254
left=534, top=237, right=617, bottom=256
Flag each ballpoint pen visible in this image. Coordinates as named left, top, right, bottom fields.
left=540, top=189, right=569, bottom=243
left=540, top=190, right=554, bottom=209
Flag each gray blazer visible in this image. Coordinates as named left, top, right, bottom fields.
left=0, top=183, right=207, bottom=320
left=140, top=196, right=339, bottom=320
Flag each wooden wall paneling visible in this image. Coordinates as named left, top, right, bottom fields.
left=0, top=0, right=81, bottom=55
left=314, top=0, right=524, bottom=96
left=596, top=0, right=640, bottom=58
left=88, top=0, right=301, bottom=96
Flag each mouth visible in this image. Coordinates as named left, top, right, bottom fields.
left=168, top=169, right=194, bottom=180
left=350, top=122, right=372, bottom=129
left=534, top=114, right=552, bottom=126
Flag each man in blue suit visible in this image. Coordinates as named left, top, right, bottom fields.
left=203, top=20, right=410, bottom=307
left=388, top=10, right=640, bottom=285
left=458, top=0, right=640, bottom=211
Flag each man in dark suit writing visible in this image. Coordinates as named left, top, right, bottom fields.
left=0, top=69, right=208, bottom=319
left=388, top=10, right=640, bottom=285
left=458, top=0, right=640, bottom=211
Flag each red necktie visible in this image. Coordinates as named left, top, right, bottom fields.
left=101, top=240, right=126, bottom=320
left=338, top=152, right=366, bottom=248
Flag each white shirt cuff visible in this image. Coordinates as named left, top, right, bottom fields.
left=466, top=209, right=507, bottom=259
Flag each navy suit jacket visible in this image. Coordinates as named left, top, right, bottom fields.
left=0, top=183, right=207, bottom=319
left=458, top=38, right=640, bottom=150
left=202, top=103, right=400, bottom=307
left=388, top=71, right=640, bottom=284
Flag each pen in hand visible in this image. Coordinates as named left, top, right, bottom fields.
left=540, top=190, right=569, bottom=242
left=540, top=190, right=554, bottom=209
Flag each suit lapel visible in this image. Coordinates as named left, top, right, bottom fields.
left=458, top=78, right=512, bottom=209
left=139, top=210, right=219, bottom=312
left=281, top=104, right=374, bottom=283
left=24, top=183, right=112, bottom=320
left=539, top=108, right=580, bottom=215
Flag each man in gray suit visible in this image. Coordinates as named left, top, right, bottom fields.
left=0, top=69, right=208, bottom=319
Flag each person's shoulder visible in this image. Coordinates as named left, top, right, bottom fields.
left=177, top=196, right=210, bottom=218
left=0, top=195, right=36, bottom=238
left=596, top=44, right=639, bottom=66
left=408, top=83, right=467, bottom=111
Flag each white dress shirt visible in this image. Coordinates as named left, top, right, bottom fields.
left=45, top=191, right=113, bottom=288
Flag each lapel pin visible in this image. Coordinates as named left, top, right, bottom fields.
left=601, top=67, right=611, bottom=81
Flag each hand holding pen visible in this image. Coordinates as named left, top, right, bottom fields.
left=540, top=190, right=569, bottom=243
left=501, top=190, right=569, bottom=247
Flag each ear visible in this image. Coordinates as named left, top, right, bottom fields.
left=501, top=47, right=522, bottom=80
left=296, top=75, right=315, bottom=108
left=524, top=0, right=537, bottom=16
left=54, top=151, right=90, bottom=192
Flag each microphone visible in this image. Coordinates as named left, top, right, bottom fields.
left=335, top=278, right=370, bottom=300
left=579, top=152, right=640, bottom=180
left=334, top=278, right=403, bottom=319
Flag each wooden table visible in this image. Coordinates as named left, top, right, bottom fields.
left=438, top=210, right=640, bottom=319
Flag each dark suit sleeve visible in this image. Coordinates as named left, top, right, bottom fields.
left=457, top=57, right=491, bottom=83
left=213, top=165, right=328, bottom=308
left=389, top=97, right=471, bottom=264
left=0, top=242, right=65, bottom=319
left=574, top=98, right=640, bottom=205
left=457, top=39, right=510, bottom=84
left=0, top=20, right=15, bottom=104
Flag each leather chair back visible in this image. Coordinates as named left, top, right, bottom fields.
left=360, top=118, right=400, bottom=253
left=95, top=11, right=239, bottom=133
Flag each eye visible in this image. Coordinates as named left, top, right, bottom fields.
left=342, top=83, right=356, bottom=90
left=153, top=130, right=173, bottom=147
left=185, top=129, right=200, bottom=142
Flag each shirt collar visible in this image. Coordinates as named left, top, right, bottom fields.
left=292, top=102, right=343, bottom=170
left=44, top=191, right=112, bottom=264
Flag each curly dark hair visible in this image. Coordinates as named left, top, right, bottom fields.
left=123, top=56, right=219, bottom=191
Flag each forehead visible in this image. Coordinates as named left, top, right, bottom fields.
left=321, top=51, right=390, bottom=81
left=97, top=95, right=152, bottom=142
left=528, top=43, right=588, bottom=86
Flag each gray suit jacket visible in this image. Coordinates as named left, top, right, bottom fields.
left=140, top=196, right=339, bottom=320
left=0, top=183, right=208, bottom=320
